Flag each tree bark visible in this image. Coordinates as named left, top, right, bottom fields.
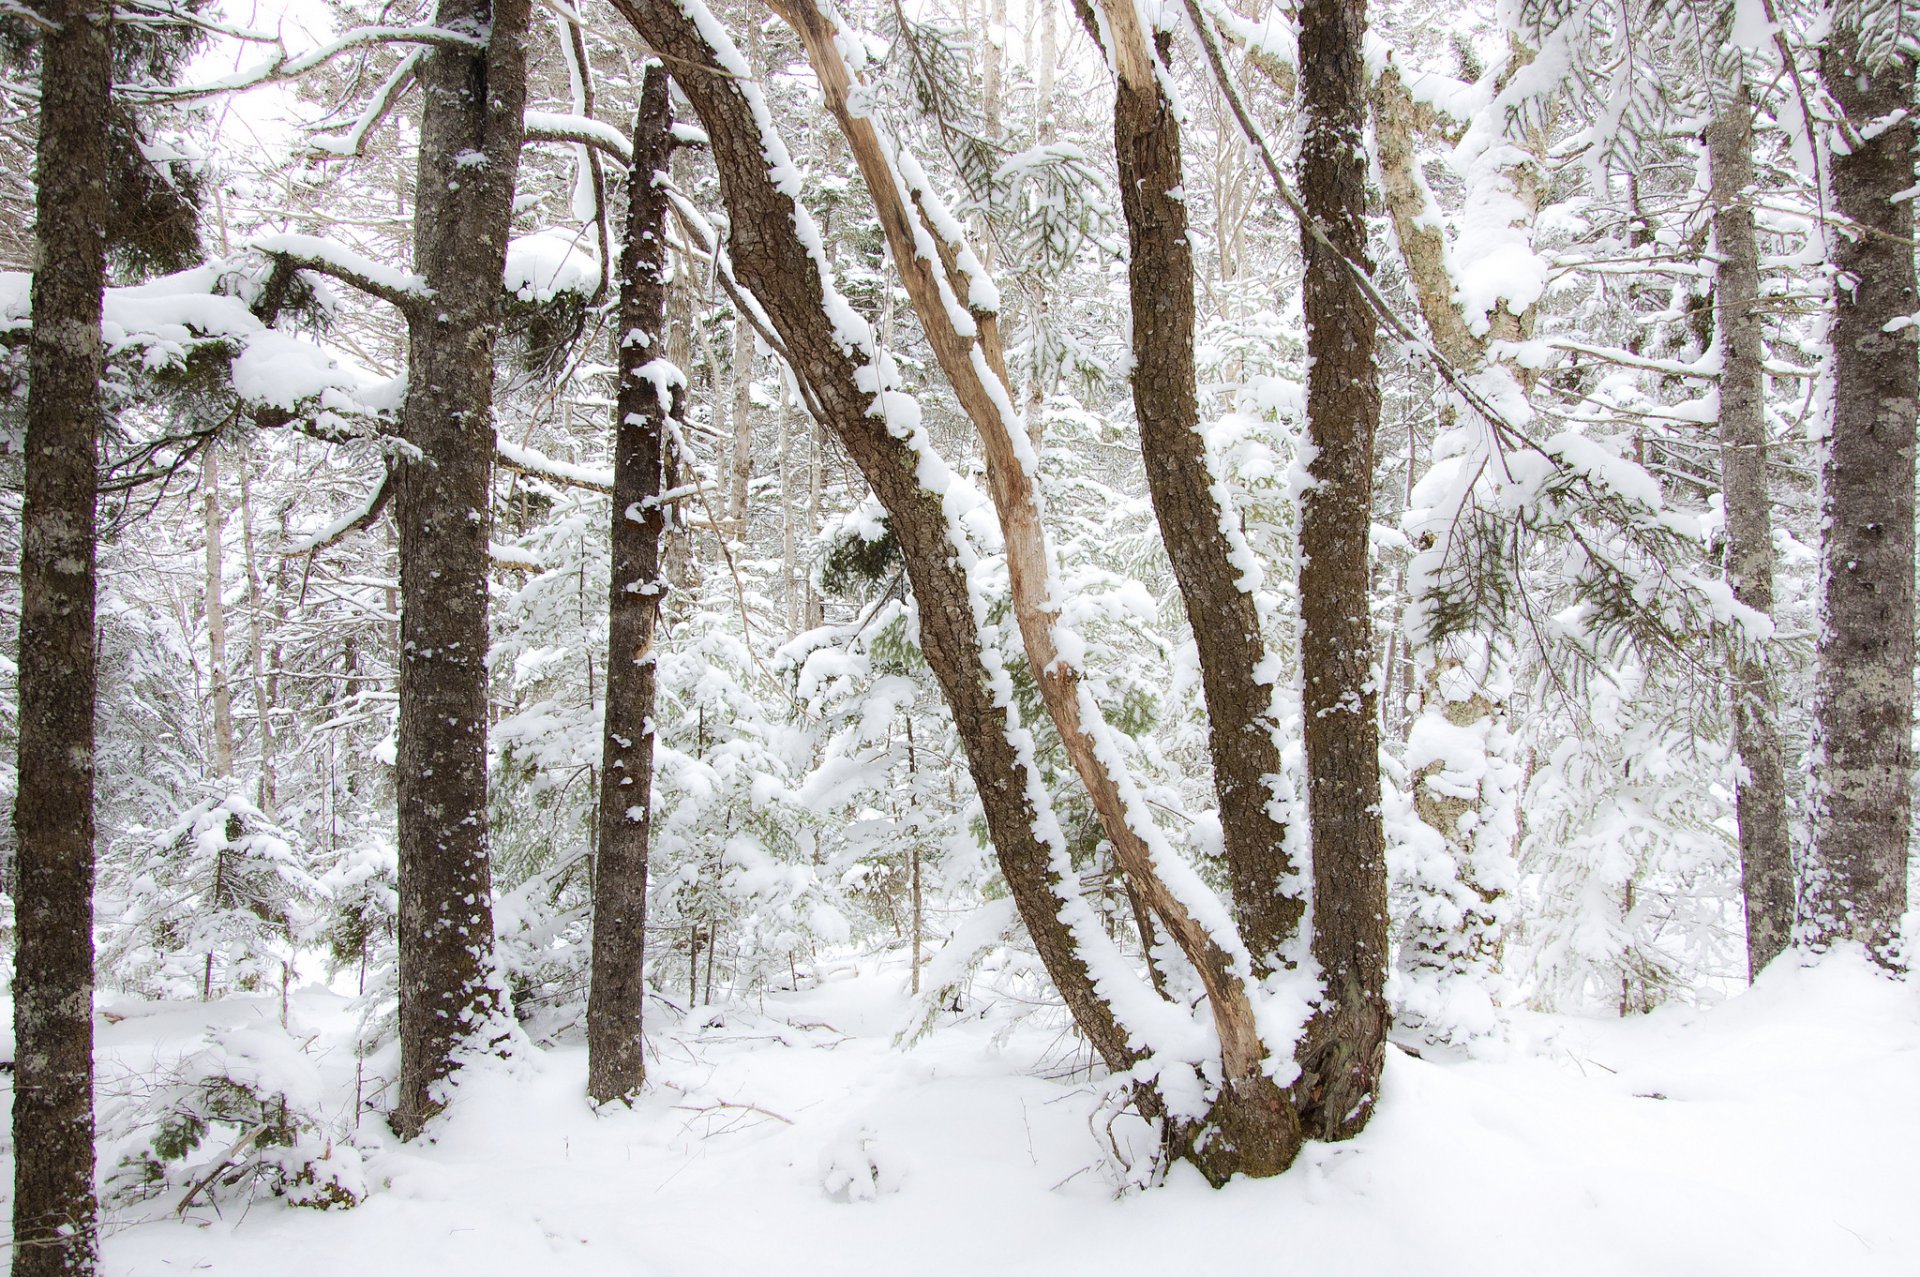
left=1705, top=85, right=1792, bottom=980
left=1095, top=1, right=1299, bottom=979
left=391, top=0, right=532, bottom=1139
left=203, top=448, right=236, bottom=781
left=728, top=310, right=753, bottom=533
left=587, top=62, right=673, bottom=1107
left=12, top=0, right=110, bottom=1270
left=608, top=0, right=1140, bottom=1076
left=1295, top=0, right=1389, bottom=1138
left=235, top=449, right=280, bottom=814
left=1805, top=34, right=1917, bottom=968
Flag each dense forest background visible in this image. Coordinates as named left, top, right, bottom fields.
left=1, top=0, right=1917, bottom=1271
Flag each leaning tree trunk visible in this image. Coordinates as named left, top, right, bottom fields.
left=391, top=0, right=532, bottom=1139
left=587, top=62, right=674, bottom=1106
left=1706, top=82, right=1793, bottom=979
left=12, top=1, right=110, bottom=1271
left=1805, top=33, right=1917, bottom=968
left=1294, top=0, right=1389, bottom=1139
left=608, top=0, right=1142, bottom=1077
left=1078, top=0, right=1303, bottom=1178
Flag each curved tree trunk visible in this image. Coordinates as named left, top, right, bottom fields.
left=1805, top=33, right=1917, bottom=968
left=1705, top=83, right=1792, bottom=980
left=12, top=1, right=111, bottom=1270
left=588, top=62, right=674, bottom=1106
left=392, top=0, right=532, bottom=1139
left=608, top=0, right=1141, bottom=1076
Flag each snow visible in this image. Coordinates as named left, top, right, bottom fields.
left=504, top=228, right=602, bottom=304
left=14, top=949, right=1917, bottom=1274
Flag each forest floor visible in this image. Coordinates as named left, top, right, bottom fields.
left=3, top=949, right=1917, bottom=1276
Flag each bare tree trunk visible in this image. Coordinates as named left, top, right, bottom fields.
left=391, top=0, right=532, bottom=1140
left=1706, top=84, right=1792, bottom=980
left=203, top=448, right=236, bottom=781
left=1095, top=0, right=1299, bottom=978
left=779, top=401, right=799, bottom=631
left=588, top=62, right=674, bottom=1107
left=608, top=0, right=1139, bottom=1076
left=728, top=311, right=753, bottom=532
left=235, top=448, right=278, bottom=813
left=1295, top=0, right=1389, bottom=1139
left=12, top=1, right=109, bottom=1269
left=1805, top=33, right=1917, bottom=968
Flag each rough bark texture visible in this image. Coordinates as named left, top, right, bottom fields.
left=12, top=1, right=110, bottom=1269
left=1099, top=8, right=1298, bottom=980
left=774, top=1, right=1285, bottom=1133
left=1074, top=0, right=1303, bottom=1179
left=1706, top=87, right=1793, bottom=980
left=1295, top=0, right=1389, bottom=1139
left=1805, top=36, right=1917, bottom=968
left=392, top=0, right=531, bottom=1139
left=607, top=0, right=1137, bottom=1075
left=587, top=63, right=673, bottom=1106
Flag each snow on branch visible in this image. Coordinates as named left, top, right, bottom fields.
left=496, top=436, right=613, bottom=494
left=251, top=234, right=431, bottom=315
left=523, top=111, right=635, bottom=167
left=121, top=25, right=488, bottom=101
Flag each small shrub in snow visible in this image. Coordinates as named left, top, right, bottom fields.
left=101, top=1023, right=363, bottom=1211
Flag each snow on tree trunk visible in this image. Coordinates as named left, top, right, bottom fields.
left=1294, top=0, right=1389, bottom=1139
left=588, top=62, right=674, bottom=1107
left=1706, top=84, right=1793, bottom=980
left=606, top=0, right=1143, bottom=1076
left=1373, top=42, right=1543, bottom=1049
left=1804, top=31, right=1917, bottom=969
left=203, top=447, right=236, bottom=782
left=12, top=0, right=110, bottom=1269
left=391, top=0, right=532, bottom=1139
left=1081, top=0, right=1306, bottom=1178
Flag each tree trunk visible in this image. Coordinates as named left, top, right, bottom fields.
left=203, top=448, right=236, bottom=781
left=728, top=310, right=753, bottom=533
left=587, top=62, right=674, bottom=1107
left=1805, top=34, right=1917, bottom=968
left=391, top=0, right=532, bottom=1140
left=1098, top=3, right=1299, bottom=979
left=1295, top=0, right=1389, bottom=1138
left=235, top=448, right=279, bottom=814
left=1706, top=84, right=1792, bottom=980
left=608, top=0, right=1141, bottom=1076
left=12, top=1, right=110, bottom=1270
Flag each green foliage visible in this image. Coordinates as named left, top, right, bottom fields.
left=820, top=514, right=903, bottom=596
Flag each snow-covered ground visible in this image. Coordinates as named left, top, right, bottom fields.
left=4, top=951, right=1916, bottom=1275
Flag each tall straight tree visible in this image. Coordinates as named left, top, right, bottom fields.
left=1294, top=0, right=1389, bottom=1129
left=1804, top=22, right=1917, bottom=968
left=392, top=0, right=533, bottom=1137
left=12, top=0, right=110, bottom=1270
left=1705, top=78, right=1792, bottom=979
left=587, top=61, right=674, bottom=1106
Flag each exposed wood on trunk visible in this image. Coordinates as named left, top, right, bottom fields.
left=391, top=0, right=532, bottom=1140
left=772, top=0, right=1267, bottom=1087
left=1091, top=0, right=1299, bottom=979
left=588, top=62, right=674, bottom=1107
left=12, top=0, right=110, bottom=1269
left=1805, top=33, right=1917, bottom=969
left=608, top=0, right=1140, bottom=1076
left=1295, top=0, right=1389, bottom=1140
left=1076, top=0, right=1311, bottom=1179
left=1705, top=85, right=1792, bottom=980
